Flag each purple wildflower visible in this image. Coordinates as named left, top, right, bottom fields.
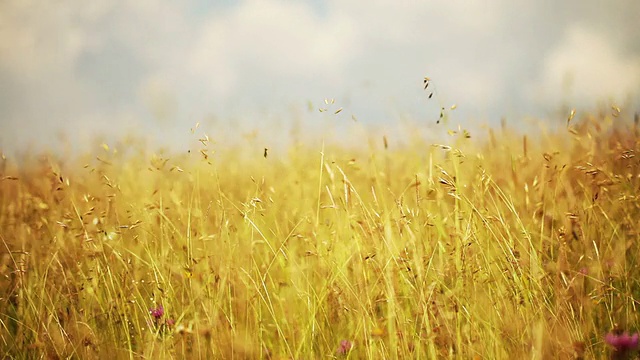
left=606, top=332, right=639, bottom=351
left=150, top=305, right=164, bottom=319
left=605, top=332, right=639, bottom=359
left=336, top=340, right=353, bottom=356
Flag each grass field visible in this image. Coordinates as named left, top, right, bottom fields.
left=1, top=110, right=640, bottom=359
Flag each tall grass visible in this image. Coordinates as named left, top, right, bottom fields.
left=1, top=111, right=639, bottom=359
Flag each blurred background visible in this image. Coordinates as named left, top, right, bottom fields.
left=1, top=0, right=639, bottom=154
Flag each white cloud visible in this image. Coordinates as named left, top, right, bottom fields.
left=532, top=25, right=640, bottom=106
left=1, top=1, right=639, bottom=153
left=187, top=0, right=359, bottom=103
left=0, top=0, right=193, bottom=150
left=0, top=2, right=116, bottom=79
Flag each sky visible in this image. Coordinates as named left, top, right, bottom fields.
left=1, top=0, right=639, bottom=153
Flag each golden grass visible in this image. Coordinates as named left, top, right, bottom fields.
left=1, top=112, right=640, bottom=359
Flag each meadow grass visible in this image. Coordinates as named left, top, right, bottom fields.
left=1, top=112, right=640, bottom=359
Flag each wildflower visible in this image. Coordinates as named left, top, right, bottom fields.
left=336, top=340, right=353, bottom=356
left=176, top=323, right=194, bottom=335
left=150, top=305, right=164, bottom=319
left=605, top=331, right=639, bottom=359
left=166, top=318, right=175, bottom=327
left=606, top=332, right=639, bottom=350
